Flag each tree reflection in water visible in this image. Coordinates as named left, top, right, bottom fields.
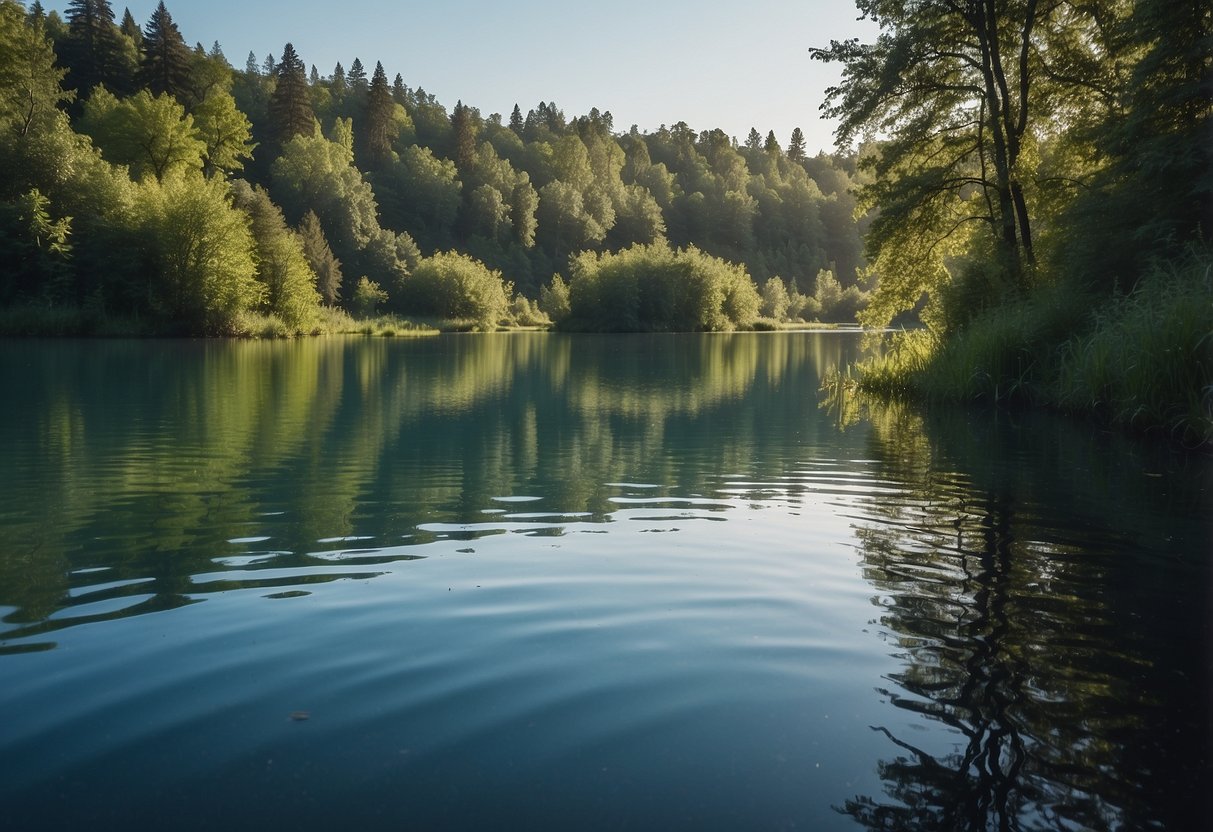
left=834, top=399, right=1211, bottom=831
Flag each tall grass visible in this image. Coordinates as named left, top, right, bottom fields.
left=1052, top=255, right=1212, bottom=446
left=854, top=251, right=1213, bottom=447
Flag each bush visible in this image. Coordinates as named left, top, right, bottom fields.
left=404, top=251, right=510, bottom=330
left=562, top=242, right=760, bottom=332
left=1052, top=253, right=1212, bottom=445
left=350, top=276, right=387, bottom=318
left=759, top=276, right=791, bottom=320
left=538, top=274, right=571, bottom=323
left=509, top=295, right=550, bottom=327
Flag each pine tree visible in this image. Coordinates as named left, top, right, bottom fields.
left=119, top=6, right=140, bottom=43
left=745, top=127, right=762, bottom=151
left=764, top=130, right=780, bottom=154
left=268, top=43, right=314, bottom=147
left=787, top=127, right=807, bottom=162
left=61, top=0, right=133, bottom=100
left=450, top=100, right=476, bottom=170
left=28, top=2, right=46, bottom=24
left=392, top=73, right=407, bottom=104
left=140, top=2, right=192, bottom=100
left=331, top=62, right=346, bottom=96
left=309, top=65, right=319, bottom=85
left=509, top=103, right=524, bottom=135
left=347, top=57, right=367, bottom=91
left=362, top=61, right=396, bottom=168
left=245, top=51, right=258, bottom=75
left=262, top=53, right=274, bottom=76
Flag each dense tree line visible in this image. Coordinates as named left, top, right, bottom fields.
left=0, top=0, right=869, bottom=334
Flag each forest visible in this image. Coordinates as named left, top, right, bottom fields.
left=0, top=0, right=870, bottom=335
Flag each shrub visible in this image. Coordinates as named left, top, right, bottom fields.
left=562, top=242, right=760, bottom=332
left=350, top=276, right=387, bottom=318
left=538, top=274, right=571, bottom=323
left=509, top=295, right=550, bottom=327
left=404, top=251, right=510, bottom=330
left=759, top=277, right=791, bottom=320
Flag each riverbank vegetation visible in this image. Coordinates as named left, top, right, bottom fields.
left=813, top=0, right=1211, bottom=445
left=0, top=0, right=870, bottom=335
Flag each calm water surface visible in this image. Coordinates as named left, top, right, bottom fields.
left=0, top=333, right=1209, bottom=830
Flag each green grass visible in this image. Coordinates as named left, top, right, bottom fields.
left=852, top=252, right=1212, bottom=447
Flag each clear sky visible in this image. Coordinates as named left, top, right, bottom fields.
left=43, top=0, right=877, bottom=154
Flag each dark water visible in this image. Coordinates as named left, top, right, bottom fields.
left=0, top=333, right=1209, bottom=831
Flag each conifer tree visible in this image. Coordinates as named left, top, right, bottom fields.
left=140, top=2, right=192, bottom=100
left=509, top=103, right=524, bottom=135
left=268, top=43, right=314, bottom=147
left=332, top=61, right=346, bottom=97
left=309, top=65, right=319, bottom=85
left=297, top=210, right=343, bottom=304
left=745, top=128, right=762, bottom=151
left=245, top=50, right=258, bottom=75
left=61, top=0, right=134, bottom=100
left=450, top=100, right=476, bottom=171
left=392, top=74, right=407, bottom=104
left=28, top=2, right=46, bottom=24
left=262, top=53, right=274, bottom=75
left=764, top=130, right=780, bottom=154
left=119, top=6, right=140, bottom=43
left=362, top=61, right=396, bottom=168
left=347, top=57, right=367, bottom=91
left=787, top=127, right=806, bottom=162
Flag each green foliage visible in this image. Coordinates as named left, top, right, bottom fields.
left=0, top=187, right=72, bottom=304
left=508, top=293, right=549, bottom=327
left=135, top=171, right=261, bottom=333
left=79, top=86, right=204, bottom=181
left=268, top=42, right=313, bottom=148
left=404, top=250, right=510, bottom=330
left=271, top=123, right=411, bottom=302
left=230, top=180, right=320, bottom=330
left=349, top=275, right=386, bottom=318
left=192, top=87, right=254, bottom=177
left=1052, top=253, right=1213, bottom=446
left=0, top=0, right=870, bottom=337
left=373, top=144, right=460, bottom=250
left=0, top=3, right=71, bottom=139
left=1054, top=0, right=1212, bottom=293
left=759, top=276, right=790, bottom=320
left=564, top=242, right=760, bottom=332
left=296, top=209, right=342, bottom=304
left=139, top=1, right=191, bottom=100
left=853, top=252, right=1213, bottom=446
left=809, top=268, right=868, bottom=323
left=359, top=61, right=396, bottom=168
left=538, top=273, right=570, bottom=323
left=60, top=0, right=138, bottom=102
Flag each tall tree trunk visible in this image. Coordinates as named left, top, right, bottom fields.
left=974, top=1, right=1022, bottom=277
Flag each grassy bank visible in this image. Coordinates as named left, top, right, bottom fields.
left=0, top=305, right=441, bottom=338
left=851, top=253, right=1213, bottom=448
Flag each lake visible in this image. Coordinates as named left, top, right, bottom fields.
left=0, top=332, right=1209, bottom=831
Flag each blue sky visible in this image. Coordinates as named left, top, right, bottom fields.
left=42, top=0, right=876, bottom=154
